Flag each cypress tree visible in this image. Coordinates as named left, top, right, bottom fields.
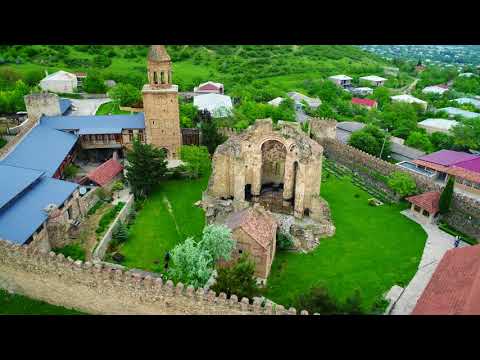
left=439, top=176, right=455, bottom=214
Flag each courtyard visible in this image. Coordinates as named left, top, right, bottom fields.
left=264, top=174, right=428, bottom=312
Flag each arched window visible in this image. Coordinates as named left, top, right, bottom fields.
left=161, top=72, right=165, bottom=84
left=153, top=72, right=158, bottom=85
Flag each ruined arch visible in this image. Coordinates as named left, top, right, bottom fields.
left=261, top=139, right=287, bottom=186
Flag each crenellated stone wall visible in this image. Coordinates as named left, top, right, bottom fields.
left=316, top=136, right=480, bottom=239
left=0, top=239, right=307, bottom=315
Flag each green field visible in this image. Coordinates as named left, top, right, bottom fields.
left=264, top=175, right=427, bottom=312
left=119, top=175, right=210, bottom=273
left=0, top=289, right=85, bottom=315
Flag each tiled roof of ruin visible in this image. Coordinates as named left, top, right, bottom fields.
left=225, top=206, right=277, bottom=249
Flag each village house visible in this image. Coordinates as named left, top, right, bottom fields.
left=437, top=107, right=480, bottom=119
left=350, top=87, right=373, bottom=97
left=417, top=118, right=459, bottom=135
left=194, top=81, right=224, bottom=94
left=453, top=97, right=480, bottom=110
left=359, top=75, right=387, bottom=87
left=351, top=97, right=377, bottom=109
left=412, top=244, right=480, bottom=315
left=405, top=191, right=441, bottom=224
left=328, top=75, right=352, bottom=88
left=267, top=97, right=284, bottom=107
left=391, top=94, right=428, bottom=111
left=223, top=205, right=277, bottom=281
left=422, top=84, right=449, bottom=95
left=411, top=150, right=480, bottom=196
left=40, top=70, right=78, bottom=94
left=287, top=92, right=321, bottom=109
left=193, top=93, right=233, bottom=118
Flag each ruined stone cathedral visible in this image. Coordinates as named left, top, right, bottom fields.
left=142, top=45, right=182, bottom=159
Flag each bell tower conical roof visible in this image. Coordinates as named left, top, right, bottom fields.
left=148, top=45, right=171, bottom=62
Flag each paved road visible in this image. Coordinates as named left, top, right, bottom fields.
left=388, top=210, right=468, bottom=315
left=69, top=98, right=111, bottom=116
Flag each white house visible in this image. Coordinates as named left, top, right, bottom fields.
left=453, top=97, right=480, bottom=110
left=359, top=75, right=387, bottom=87
left=350, top=87, right=373, bottom=96
left=194, top=81, right=224, bottom=94
left=39, top=70, right=78, bottom=94
left=422, top=85, right=449, bottom=95
left=193, top=93, right=233, bottom=118
left=328, top=75, right=352, bottom=88
left=437, top=107, right=480, bottom=119
left=391, top=94, right=428, bottom=111
left=418, top=118, right=459, bottom=134
left=268, top=97, right=285, bottom=107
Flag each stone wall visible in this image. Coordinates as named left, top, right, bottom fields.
left=93, top=194, right=134, bottom=261
left=0, top=239, right=306, bottom=315
left=317, top=137, right=480, bottom=239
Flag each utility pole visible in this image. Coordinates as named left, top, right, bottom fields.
left=379, top=129, right=389, bottom=159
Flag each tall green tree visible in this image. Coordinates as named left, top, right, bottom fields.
left=387, top=171, right=417, bottom=198
left=83, top=71, right=107, bottom=94
left=405, top=131, right=433, bottom=152
left=439, top=176, right=455, bottom=214
left=348, top=124, right=391, bottom=159
left=108, top=83, right=141, bottom=107
left=452, top=118, right=480, bottom=150
left=199, top=224, right=236, bottom=262
left=200, top=110, right=226, bottom=154
left=180, top=145, right=211, bottom=179
left=125, top=138, right=167, bottom=198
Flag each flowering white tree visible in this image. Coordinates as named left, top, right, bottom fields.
left=200, top=224, right=236, bottom=262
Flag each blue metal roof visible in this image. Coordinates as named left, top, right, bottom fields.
left=40, top=113, right=145, bottom=132
left=0, top=164, right=45, bottom=211
left=0, top=176, right=78, bottom=245
left=59, top=98, right=72, bottom=115
left=78, top=127, right=123, bottom=135
left=1, top=124, right=78, bottom=177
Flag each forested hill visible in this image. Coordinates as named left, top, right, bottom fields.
left=0, top=45, right=388, bottom=99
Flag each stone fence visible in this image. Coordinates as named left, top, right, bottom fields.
left=92, top=194, right=135, bottom=261
left=0, top=239, right=306, bottom=315
left=5, top=117, right=29, bottom=135
left=317, top=138, right=480, bottom=239
left=119, top=106, right=144, bottom=113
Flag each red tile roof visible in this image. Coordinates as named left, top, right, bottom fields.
left=406, top=191, right=441, bottom=214
left=225, top=206, right=277, bottom=249
left=413, top=159, right=480, bottom=184
left=199, top=83, right=221, bottom=91
left=351, top=97, right=377, bottom=108
left=86, top=158, right=123, bottom=186
left=412, top=245, right=480, bottom=315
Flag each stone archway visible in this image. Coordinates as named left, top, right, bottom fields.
left=261, top=140, right=287, bottom=186
left=161, top=147, right=169, bottom=158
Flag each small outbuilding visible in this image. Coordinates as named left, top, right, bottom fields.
left=406, top=191, right=441, bottom=224
left=223, top=205, right=278, bottom=280
left=418, top=118, right=459, bottom=134
left=328, top=75, right=352, bottom=88
left=80, top=157, right=123, bottom=188
left=40, top=70, right=78, bottom=94
left=391, top=94, right=428, bottom=111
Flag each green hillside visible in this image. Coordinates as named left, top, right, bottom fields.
left=0, top=45, right=388, bottom=97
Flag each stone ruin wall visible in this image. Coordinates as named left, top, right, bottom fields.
left=310, top=118, right=480, bottom=239
left=0, top=239, right=309, bottom=315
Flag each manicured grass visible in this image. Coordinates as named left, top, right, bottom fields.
left=0, top=289, right=85, bottom=315
left=95, top=101, right=130, bottom=115
left=120, top=176, right=209, bottom=273
left=264, top=175, right=428, bottom=312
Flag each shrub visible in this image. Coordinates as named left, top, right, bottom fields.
left=87, top=200, right=104, bottom=215
left=112, top=252, right=125, bottom=263
left=95, top=187, right=111, bottom=202
left=112, top=221, right=129, bottom=244
left=293, top=286, right=339, bottom=315
left=95, top=202, right=125, bottom=235
left=276, top=232, right=294, bottom=250
left=111, top=180, right=124, bottom=192
left=53, top=243, right=86, bottom=262
left=180, top=145, right=211, bottom=179
left=387, top=171, right=417, bottom=198
left=199, top=224, right=236, bottom=262
left=211, top=254, right=260, bottom=299
left=62, top=164, right=79, bottom=180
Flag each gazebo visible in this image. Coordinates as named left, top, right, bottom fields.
left=405, top=191, right=441, bottom=224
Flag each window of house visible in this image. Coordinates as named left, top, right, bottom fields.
left=67, top=206, right=73, bottom=220
left=414, top=205, right=421, bottom=213
left=128, top=130, right=134, bottom=141
left=422, top=209, right=429, bottom=217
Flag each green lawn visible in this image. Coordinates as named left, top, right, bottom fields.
left=120, top=176, right=209, bottom=273
left=264, top=175, right=427, bottom=312
left=95, top=101, right=130, bottom=115
left=0, top=289, right=85, bottom=315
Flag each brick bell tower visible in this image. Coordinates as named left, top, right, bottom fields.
left=142, top=45, right=182, bottom=159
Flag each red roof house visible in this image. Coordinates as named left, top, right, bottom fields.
left=412, top=245, right=480, bottom=315
left=85, top=158, right=123, bottom=187
left=351, top=97, right=377, bottom=109
left=194, top=81, right=224, bottom=94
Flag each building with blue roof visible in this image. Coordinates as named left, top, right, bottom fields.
left=0, top=175, right=78, bottom=245
left=0, top=164, right=44, bottom=210
left=1, top=124, right=78, bottom=177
